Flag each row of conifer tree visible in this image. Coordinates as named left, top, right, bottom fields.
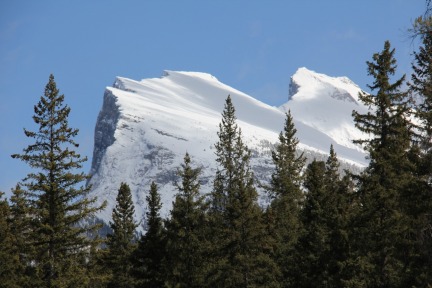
left=1, top=12, right=432, bottom=288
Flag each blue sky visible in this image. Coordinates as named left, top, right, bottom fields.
left=0, top=0, right=426, bottom=197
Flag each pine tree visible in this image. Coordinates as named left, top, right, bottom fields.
left=323, top=146, right=353, bottom=287
left=133, top=181, right=166, bottom=288
left=165, top=152, right=209, bottom=288
left=404, top=24, right=432, bottom=286
left=0, top=192, right=22, bottom=288
left=409, top=14, right=432, bottom=39
left=297, top=159, right=328, bottom=287
left=11, top=74, right=105, bottom=287
left=411, top=21, right=432, bottom=149
left=7, top=184, right=35, bottom=287
left=296, top=146, right=355, bottom=288
left=207, top=95, right=280, bottom=288
left=84, top=236, right=110, bottom=288
left=351, top=41, right=414, bottom=287
left=105, top=182, right=137, bottom=288
left=268, top=111, right=305, bottom=287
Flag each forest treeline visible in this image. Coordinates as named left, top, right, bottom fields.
left=1, top=11, right=432, bottom=288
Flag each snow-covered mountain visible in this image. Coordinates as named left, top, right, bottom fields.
left=88, top=68, right=369, bottom=228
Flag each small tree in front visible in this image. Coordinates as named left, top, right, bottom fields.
left=267, top=111, right=305, bottom=287
left=105, top=182, right=137, bottom=288
left=207, top=95, right=280, bottom=288
left=165, top=152, right=209, bottom=288
left=133, top=181, right=166, bottom=288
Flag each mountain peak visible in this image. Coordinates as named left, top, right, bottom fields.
left=289, top=67, right=360, bottom=102
left=282, top=67, right=368, bottom=150
left=162, top=70, right=219, bottom=82
left=89, top=68, right=368, bottom=230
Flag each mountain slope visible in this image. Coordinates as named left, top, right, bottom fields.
left=88, top=68, right=368, bottom=227
left=282, top=67, right=369, bottom=150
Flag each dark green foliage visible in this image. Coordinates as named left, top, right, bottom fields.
left=296, top=147, right=355, bottom=288
left=84, top=237, right=111, bottom=288
left=133, top=181, right=166, bottom=288
left=270, top=111, right=305, bottom=199
left=268, top=111, right=305, bottom=287
left=410, top=15, right=432, bottom=39
left=7, top=185, right=35, bottom=287
left=298, top=160, right=328, bottom=287
left=411, top=20, right=432, bottom=148
left=106, top=182, right=137, bottom=288
left=352, top=41, right=411, bottom=158
left=405, top=25, right=432, bottom=286
left=165, top=153, right=209, bottom=288
left=207, top=95, right=280, bottom=288
left=322, top=146, right=353, bottom=287
left=0, top=192, right=23, bottom=288
left=11, top=74, right=105, bottom=287
left=351, top=41, right=415, bottom=287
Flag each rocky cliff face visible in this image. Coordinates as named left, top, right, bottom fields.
left=90, top=89, right=120, bottom=177
left=87, top=68, right=368, bottom=230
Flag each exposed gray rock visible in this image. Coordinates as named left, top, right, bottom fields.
left=89, top=90, right=120, bottom=178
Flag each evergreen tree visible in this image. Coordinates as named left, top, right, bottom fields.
left=165, top=152, right=208, bottom=288
left=405, top=24, right=432, bottom=286
left=7, top=185, right=35, bottom=287
left=409, top=14, right=432, bottom=39
left=297, top=160, right=328, bottom=287
left=296, top=147, right=355, bottom=288
left=106, top=182, right=138, bottom=288
left=84, top=236, right=110, bottom=288
left=133, top=181, right=166, bottom=288
left=323, top=146, right=353, bottom=287
left=11, top=74, right=105, bottom=287
left=351, top=41, right=414, bottom=287
left=207, top=95, right=280, bottom=288
left=411, top=20, right=432, bottom=149
left=0, top=192, right=21, bottom=288
left=268, top=111, right=305, bottom=287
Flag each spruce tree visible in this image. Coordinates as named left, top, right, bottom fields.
left=268, top=111, right=305, bottom=287
left=7, top=185, right=35, bottom=287
left=351, top=41, right=414, bottom=287
left=409, top=14, right=432, bottom=39
left=0, top=192, right=21, bottom=288
left=296, top=147, right=354, bottom=287
left=297, top=160, right=328, bottom=287
left=133, top=181, right=166, bottom=288
left=105, top=182, right=137, bottom=288
left=405, top=24, right=432, bottom=286
left=411, top=19, right=432, bottom=149
left=165, top=152, right=208, bottom=288
left=207, top=95, right=280, bottom=288
left=11, top=74, right=105, bottom=287
left=323, top=146, right=352, bottom=287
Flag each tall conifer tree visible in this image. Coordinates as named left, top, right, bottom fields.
left=207, top=95, right=280, bottom=288
left=297, top=147, right=355, bottom=287
left=268, top=111, right=305, bottom=287
left=133, top=181, right=166, bottom=288
left=351, top=41, right=414, bottom=287
left=0, top=192, right=22, bottom=288
left=7, top=185, right=35, bottom=287
left=406, top=24, right=432, bottom=286
left=105, top=182, right=137, bottom=288
left=165, top=153, right=208, bottom=288
left=297, top=160, right=328, bottom=287
left=12, top=74, right=105, bottom=287
left=323, top=146, right=352, bottom=287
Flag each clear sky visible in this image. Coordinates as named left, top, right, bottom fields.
left=0, top=0, right=426, bottom=197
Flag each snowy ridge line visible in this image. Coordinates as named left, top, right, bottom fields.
left=88, top=68, right=368, bottom=229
